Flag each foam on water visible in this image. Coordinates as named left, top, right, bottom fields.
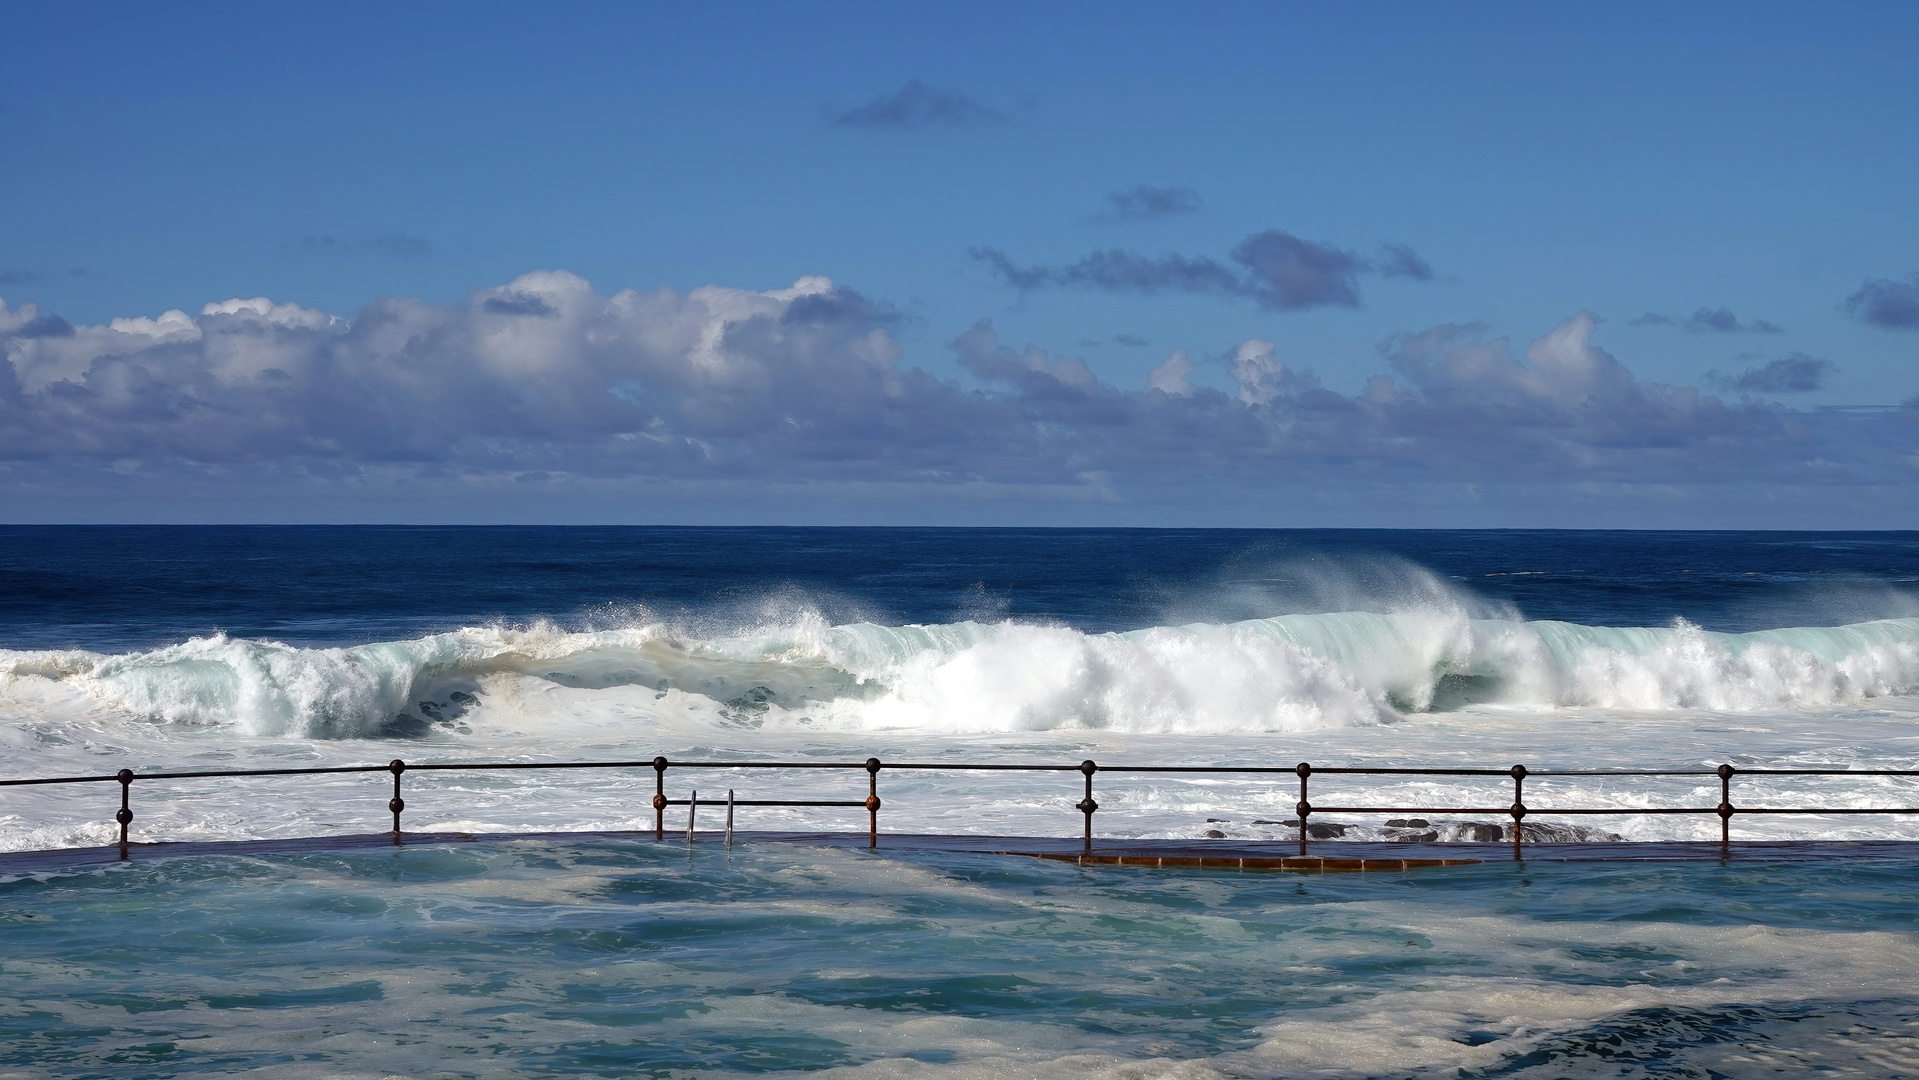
left=3, top=841, right=1917, bottom=1079
left=9, top=609, right=1919, bottom=739
left=7, top=607, right=1919, bottom=851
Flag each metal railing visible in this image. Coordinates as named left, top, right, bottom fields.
left=6, top=756, right=1919, bottom=860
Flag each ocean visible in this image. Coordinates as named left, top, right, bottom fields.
left=4, top=526, right=1919, bottom=1077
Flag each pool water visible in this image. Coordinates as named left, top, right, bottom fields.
left=4, top=838, right=1917, bottom=1078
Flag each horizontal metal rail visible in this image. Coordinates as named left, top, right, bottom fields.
left=6, top=756, right=1919, bottom=861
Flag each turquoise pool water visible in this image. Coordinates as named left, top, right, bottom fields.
left=4, top=840, right=1918, bottom=1078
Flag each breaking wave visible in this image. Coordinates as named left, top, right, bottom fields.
left=5, top=610, right=1919, bottom=740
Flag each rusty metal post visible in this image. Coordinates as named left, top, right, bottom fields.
left=652, top=756, right=668, bottom=841
left=1509, top=764, right=1527, bottom=859
left=1717, top=763, right=1735, bottom=849
left=865, top=758, right=882, bottom=849
left=388, top=759, right=406, bottom=840
left=115, top=768, right=133, bottom=857
left=726, top=789, right=734, bottom=845
left=1295, top=762, right=1312, bottom=856
left=1076, top=760, right=1098, bottom=852
left=687, top=789, right=697, bottom=842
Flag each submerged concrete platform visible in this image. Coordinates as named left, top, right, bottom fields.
left=6, top=829, right=1919, bottom=875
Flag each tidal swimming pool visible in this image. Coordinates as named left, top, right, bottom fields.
left=3, top=839, right=1917, bottom=1079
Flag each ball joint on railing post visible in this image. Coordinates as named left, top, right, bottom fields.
left=1716, top=763, right=1736, bottom=849
left=1076, top=760, right=1099, bottom=852
left=865, top=758, right=882, bottom=850
left=651, top=756, right=669, bottom=842
left=388, top=759, right=406, bottom=841
left=1294, top=762, right=1313, bottom=856
left=114, top=768, right=134, bottom=857
left=1508, top=764, right=1528, bottom=859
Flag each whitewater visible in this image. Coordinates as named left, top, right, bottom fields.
left=8, top=604, right=1919, bottom=852
left=7, top=528, right=1919, bottom=1080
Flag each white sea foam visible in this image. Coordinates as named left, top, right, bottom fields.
left=7, top=842, right=1918, bottom=1079
left=7, top=611, right=1919, bottom=739
left=7, top=610, right=1919, bottom=850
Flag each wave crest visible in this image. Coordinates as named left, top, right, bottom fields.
left=6, top=611, right=1919, bottom=739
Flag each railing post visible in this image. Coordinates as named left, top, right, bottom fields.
left=726, top=789, right=735, bottom=845
left=115, top=769, right=133, bottom=857
left=1076, top=760, right=1099, bottom=852
left=1717, top=763, right=1736, bottom=849
left=652, top=756, right=668, bottom=841
left=388, top=759, right=406, bottom=840
left=1295, top=762, right=1312, bottom=856
left=1509, top=764, right=1527, bottom=859
left=865, top=758, right=882, bottom=849
left=687, top=789, right=697, bottom=843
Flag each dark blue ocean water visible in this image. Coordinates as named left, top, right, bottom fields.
left=3, top=527, right=1918, bottom=652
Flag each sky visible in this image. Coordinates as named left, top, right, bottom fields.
left=2, top=0, right=1916, bottom=527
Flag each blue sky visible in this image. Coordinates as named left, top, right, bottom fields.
left=2, top=1, right=1916, bottom=525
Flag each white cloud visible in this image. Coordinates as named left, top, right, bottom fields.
left=1146, top=349, right=1194, bottom=395
left=1229, top=339, right=1319, bottom=405
left=1, top=275, right=1909, bottom=519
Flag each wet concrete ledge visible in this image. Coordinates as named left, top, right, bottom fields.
left=7, top=830, right=1919, bottom=875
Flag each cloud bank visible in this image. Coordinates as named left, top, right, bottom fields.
left=973, top=230, right=1434, bottom=312
left=1, top=273, right=1910, bottom=523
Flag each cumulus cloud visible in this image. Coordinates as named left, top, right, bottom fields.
left=824, top=80, right=1003, bottom=130
left=1146, top=349, right=1195, bottom=395
left=1229, top=339, right=1321, bottom=405
left=1704, top=352, right=1833, bottom=394
left=1630, top=306, right=1782, bottom=333
left=1, top=275, right=1905, bottom=515
left=1095, top=185, right=1202, bottom=222
left=1843, top=273, right=1919, bottom=330
left=973, top=230, right=1434, bottom=312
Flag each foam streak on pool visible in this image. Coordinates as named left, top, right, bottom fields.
left=3, top=839, right=1917, bottom=1079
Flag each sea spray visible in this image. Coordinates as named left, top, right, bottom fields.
left=7, top=612, right=1919, bottom=739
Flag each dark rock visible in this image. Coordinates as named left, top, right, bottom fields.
left=1515, top=821, right=1626, bottom=843
left=1440, top=822, right=1510, bottom=842
left=1385, top=818, right=1430, bottom=828
left=1306, top=822, right=1346, bottom=839
left=378, top=714, right=435, bottom=739
left=1389, top=830, right=1439, bottom=843
left=1204, top=829, right=1227, bottom=838
left=1206, top=818, right=1228, bottom=823
left=1252, top=819, right=1285, bottom=825
left=720, top=685, right=776, bottom=727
